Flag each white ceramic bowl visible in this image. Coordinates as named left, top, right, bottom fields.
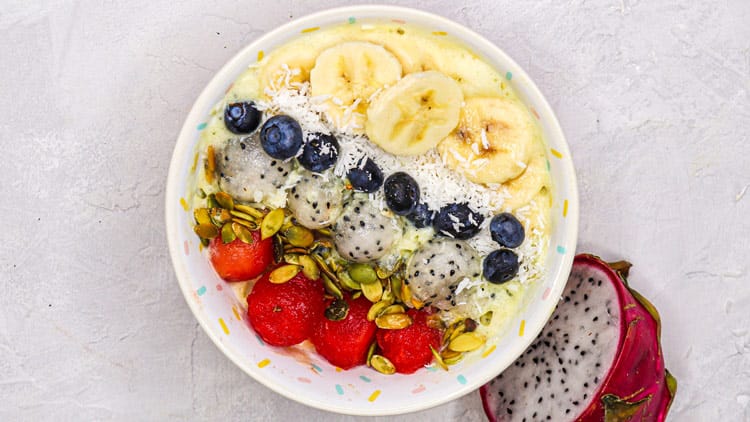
left=166, top=5, right=578, bottom=416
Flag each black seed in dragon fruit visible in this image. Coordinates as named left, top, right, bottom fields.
left=333, top=197, right=400, bottom=263
left=405, top=238, right=480, bottom=307
left=217, top=135, right=292, bottom=202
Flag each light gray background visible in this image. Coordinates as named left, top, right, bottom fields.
left=1, top=0, right=749, bottom=420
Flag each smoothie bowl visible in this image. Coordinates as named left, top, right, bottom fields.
left=166, top=5, right=577, bottom=415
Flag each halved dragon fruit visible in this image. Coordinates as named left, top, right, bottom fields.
left=481, top=254, right=676, bottom=421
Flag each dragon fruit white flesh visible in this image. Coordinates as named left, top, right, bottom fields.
left=333, top=196, right=401, bottom=263
left=406, top=238, right=480, bottom=307
left=217, top=135, right=292, bottom=202
left=481, top=254, right=676, bottom=422
left=287, top=173, right=346, bottom=229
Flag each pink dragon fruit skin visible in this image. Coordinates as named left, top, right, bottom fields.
left=480, top=254, right=676, bottom=422
left=574, top=255, right=676, bottom=421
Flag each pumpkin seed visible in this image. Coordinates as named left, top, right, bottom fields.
left=280, top=216, right=295, bottom=232
left=324, top=299, right=349, bottom=321
left=210, top=208, right=232, bottom=226
left=234, top=204, right=264, bottom=218
left=230, top=209, right=259, bottom=225
left=376, top=258, right=402, bottom=279
left=272, top=235, right=284, bottom=264
left=205, top=145, right=216, bottom=183
left=367, top=300, right=392, bottom=321
left=376, top=266, right=390, bottom=280
left=315, top=227, right=333, bottom=237
left=430, top=345, right=449, bottom=371
left=440, top=348, right=461, bottom=360
left=298, top=255, right=320, bottom=280
left=381, top=282, right=394, bottom=303
left=381, top=304, right=405, bottom=315
left=194, top=223, right=219, bottom=239
left=214, top=191, right=234, bottom=210
left=351, top=291, right=362, bottom=300
left=313, top=238, right=334, bottom=249
left=444, top=354, right=465, bottom=365
left=328, top=260, right=340, bottom=272
left=400, top=282, right=412, bottom=306
left=348, top=263, right=378, bottom=285
left=375, top=313, right=412, bottom=330
left=232, top=222, right=255, bottom=244
left=448, top=320, right=467, bottom=343
left=261, top=208, right=285, bottom=240
left=448, top=332, right=485, bottom=352
left=410, top=297, right=424, bottom=309
left=268, top=264, right=300, bottom=284
left=390, top=276, right=403, bottom=302
left=338, top=270, right=361, bottom=291
left=480, top=311, right=493, bottom=326
left=283, top=246, right=309, bottom=254
left=321, top=274, right=343, bottom=300
left=232, top=218, right=258, bottom=230
left=220, top=223, right=236, bottom=243
left=194, top=208, right=212, bottom=226
left=370, top=355, right=396, bottom=375
left=284, top=226, right=314, bottom=248
left=284, top=254, right=301, bottom=265
left=206, top=193, right=219, bottom=209
left=361, top=279, right=383, bottom=303
left=366, top=341, right=377, bottom=367
left=311, top=254, right=338, bottom=284
left=442, top=320, right=464, bottom=345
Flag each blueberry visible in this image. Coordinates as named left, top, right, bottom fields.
left=260, top=115, right=303, bottom=160
left=483, top=249, right=519, bottom=284
left=407, top=203, right=435, bottom=228
left=224, top=102, right=262, bottom=134
left=384, top=172, right=420, bottom=215
left=299, top=133, right=339, bottom=172
left=433, top=203, right=484, bottom=239
left=490, top=212, right=525, bottom=248
left=347, top=158, right=383, bottom=193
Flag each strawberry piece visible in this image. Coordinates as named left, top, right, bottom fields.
left=376, top=309, right=442, bottom=374
left=311, top=295, right=377, bottom=369
left=246, top=270, right=325, bottom=347
left=209, top=231, right=273, bottom=282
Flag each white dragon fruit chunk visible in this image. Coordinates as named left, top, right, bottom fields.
left=405, top=238, right=481, bottom=306
left=217, top=135, right=292, bottom=202
left=287, top=173, right=346, bottom=229
left=333, top=196, right=400, bottom=263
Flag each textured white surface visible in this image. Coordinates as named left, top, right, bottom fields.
left=1, top=0, right=749, bottom=420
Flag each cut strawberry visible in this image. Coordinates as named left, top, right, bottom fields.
left=209, top=232, right=273, bottom=282
left=246, top=270, right=325, bottom=347
left=376, top=308, right=442, bottom=374
left=311, top=295, right=377, bottom=369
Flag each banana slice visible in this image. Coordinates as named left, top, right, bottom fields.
left=437, top=97, right=538, bottom=185
left=259, top=40, right=325, bottom=91
left=499, top=148, right=550, bottom=211
left=366, top=71, right=463, bottom=156
left=361, top=31, right=504, bottom=97
left=310, top=42, right=402, bottom=131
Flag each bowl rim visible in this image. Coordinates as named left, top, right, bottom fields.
left=166, top=4, right=578, bottom=415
